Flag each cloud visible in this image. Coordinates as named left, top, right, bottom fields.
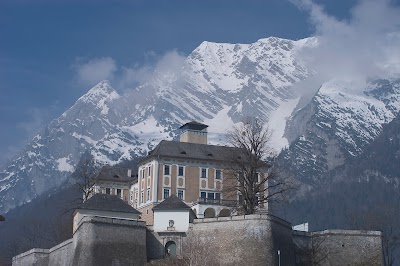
left=118, top=50, right=186, bottom=90
left=17, top=107, right=52, bottom=138
left=74, top=57, right=117, bottom=86
left=294, top=0, right=400, bottom=86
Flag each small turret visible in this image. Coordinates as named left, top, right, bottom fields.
left=179, top=121, right=208, bottom=144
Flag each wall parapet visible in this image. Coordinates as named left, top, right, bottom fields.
left=74, top=215, right=145, bottom=234
left=13, top=248, right=49, bottom=260
left=312, top=229, right=383, bottom=237
left=193, top=213, right=292, bottom=229
left=48, top=239, right=73, bottom=253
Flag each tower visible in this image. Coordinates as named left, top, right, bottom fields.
left=179, top=121, right=208, bottom=144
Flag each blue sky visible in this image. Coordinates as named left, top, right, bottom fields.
left=0, top=0, right=398, bottom=165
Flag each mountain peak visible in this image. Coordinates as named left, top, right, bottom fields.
left=78, top=80, right=119, bottom=104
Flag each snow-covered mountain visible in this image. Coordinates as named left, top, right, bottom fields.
left=282, top=78, right=400, bottom=184
left=0, top=37, right=315, bottom=213
left=1, top=36, right=399, bottom=214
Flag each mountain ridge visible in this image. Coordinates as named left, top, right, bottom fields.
left=1, top=36, right=400, bottom=215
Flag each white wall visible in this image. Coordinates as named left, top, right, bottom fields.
left=153, top=210, right=189, bottom=232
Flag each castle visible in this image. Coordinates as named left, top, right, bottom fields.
left=12, top=122, right=384, bottom=265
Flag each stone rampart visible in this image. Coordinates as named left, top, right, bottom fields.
left=293, top=229, right=384, bottom=265
left=13, top=216, right=147, bottom=266
left=189, top=214, right=295, bottom=266
left=72, top=216, right=147, bottom=266
left=12, top=248, right=49, bottom=266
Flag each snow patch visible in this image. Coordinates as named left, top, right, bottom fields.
left=269, top=97, right=300, bottom=151
left=56, top=157, right=74, bottom=172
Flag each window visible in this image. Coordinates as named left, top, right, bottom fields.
left=142, top=168, right=145, bottom=179
left=201, top=168, right=207, bottom=178
left=215, top=169, right=222, bottom=179
left=116, top=189, right=122, bottom=198
left=141, top=192, right=144, bottom=203
left=164, top=165, right=170, bottom=175
left=148, top=166, right=151, bottom=176
left=178, top=190, right=184, bottom=200
left=200, top=191, right=206, bottom=199
left=178, top=166, right=184, bottom=176
left=147, top=189, right=150, bottom=201
left=106, top=188, right=111, bottom=194
left=163, top=188, right=170, bottom=199
left=200, top=191, right=220, bottom=202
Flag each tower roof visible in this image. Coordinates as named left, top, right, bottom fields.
left=153, top=194, right=191, bottom=210
left=179, top=121, right=208, bottom=131
left=142, top=140, right=242, bottom=163
left=78, top=193, right=140, bottom=214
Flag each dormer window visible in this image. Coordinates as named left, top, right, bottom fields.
left=113, top=175, right=119, bottom=178
left=207, top=153, right=213, bottom=157
left=180, top=151, right=187, bottom=155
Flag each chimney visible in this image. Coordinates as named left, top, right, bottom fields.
left=179, top=121, right=208, bottom=144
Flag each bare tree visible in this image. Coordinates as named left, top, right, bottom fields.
left=73, top=152, right=98, bottom=202
left=224, top=117, right=294, bottom=215
left=295, top=236, right=329, bottom=266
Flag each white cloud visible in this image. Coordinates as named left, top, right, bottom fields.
left=294, top=0, right=400, bottom=85
left=118, top=50, right=186, bottom=90
left=74, top=57, right=117, bottom=86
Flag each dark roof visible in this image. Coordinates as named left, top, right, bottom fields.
left=144, top=140, right=242, bottom=163
left=95, top=166, right=135, bottom=183
left=153, top=194, right=191, bottom=210
left=78, top=193, right=140, bottom=214
left=179, top=121, right=208, bottom=131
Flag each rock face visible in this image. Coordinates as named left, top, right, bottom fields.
left=1, top=35, right=400, bottom=215
left=282, top=78, right=400, bottom=185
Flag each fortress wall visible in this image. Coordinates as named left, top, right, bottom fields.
left=293, top=229, right=384, bottom=266
left=71, top=216, right=147, bottom=266
left=189, top=214, right=295, bottom=266
left=47, top=239, right=73, bottom=266
left=12, top=249, right=49, bottom=266
left=312, top=230, right=383, bottom=265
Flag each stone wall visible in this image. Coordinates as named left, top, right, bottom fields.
left=188, top=214, right=295, bottom=266
left=293, top=229, right=384, bottom=265
left=12, top=249, right=49, bottom=266
left=47, top=239, right=73, bottom=266
left=146, top=226, right=186, bottom=261
left=72, top=216, right=147, bottom=266
left=13, top=216, right=147, bottom=266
